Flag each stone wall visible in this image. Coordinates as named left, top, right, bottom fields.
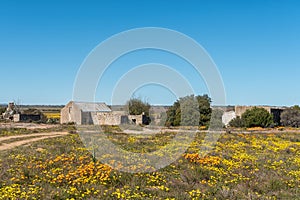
left=96, top=111, right=144, bottom=125
left=60, top=101, right=82, bottom=124
left=128, top=114, right=143, bottom=125
left=235, top=106, right=272, bottom=117
left=97, top=111, right=126, bottom=125
left=61, top=104, right=145, bottom=126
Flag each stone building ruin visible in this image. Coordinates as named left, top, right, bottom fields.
left=220, top=105, right=285, bottom=126
left=60, top=101, right=146, bottom=125
left=2, top=102, right=18, bottom=120
left=1, top=102, right=42, bottom=122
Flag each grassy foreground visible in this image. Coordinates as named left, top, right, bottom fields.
left=0, top=129, right=300, bottom=199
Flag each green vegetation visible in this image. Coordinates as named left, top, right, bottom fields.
left=229, top=107, right=273, bottom=128
left=281, top=105, right=300, bottom=127
left=209, top=109, right=224, bottom=130
left=165, top=94, right=212, bottom=127
left=0, top=128, right=300, bottom=199
left=229, top=116, right=244, bottom=128
left=241, top=107, right=273, bottom=128
left=127, top=98, right=151, bottom=116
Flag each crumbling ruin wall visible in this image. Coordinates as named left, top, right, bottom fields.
left=96, top=112, right=143, bottom=125
left=128, top=114, right=143, bottom=125
left=97, top=111, right=126, bottom=125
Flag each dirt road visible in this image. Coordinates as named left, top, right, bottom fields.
left=0, top=132, right=69, bottom=151
left=0, top=123, right=59, bottom=130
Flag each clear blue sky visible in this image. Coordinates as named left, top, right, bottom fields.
left=1, top=0, right=299, bottom=106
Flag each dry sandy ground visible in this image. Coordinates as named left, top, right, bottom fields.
left=0, top=122, right=59, bottom=129
left=0, top=132, right=69, bottom=151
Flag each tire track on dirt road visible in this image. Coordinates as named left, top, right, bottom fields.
left=0, top=132, right=69, bottom=151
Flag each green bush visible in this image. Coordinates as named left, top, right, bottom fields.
left=229, top=107, right=273, bottom=128
left=281, top=105, right=300, bottom=127
left=127, top=98, right=150, bottom=116
left=229, top=116, right=244, bottom=127
left=241, top=107, right=273, bottom=128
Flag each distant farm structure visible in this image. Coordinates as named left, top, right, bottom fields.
left=60, top=101, right=148, bottom=125
left=220, top=105, right=286, bottom=126
left=0, top=101, right=288, bottom=127
left=1, top=102, right=43, bottom=122
left=235, top=105, right=285, bottom=126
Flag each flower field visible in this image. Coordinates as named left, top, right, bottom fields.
left=0, top=128, right=300, bottom=199
left=43, top=112, right=61, bottom=120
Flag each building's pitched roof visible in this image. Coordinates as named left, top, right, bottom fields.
left=73, top=102, right=111, bottom=112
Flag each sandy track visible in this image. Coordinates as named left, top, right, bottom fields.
left=0, top=132, right=69, bottom=151
left=0, top=123, right=59, bottom=129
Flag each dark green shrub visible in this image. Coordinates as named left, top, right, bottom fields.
left=241, top=107, right=273, bottom=128
left=229, top=116, right=244, bottom=127
left=281, top=105, right=300, bottom=127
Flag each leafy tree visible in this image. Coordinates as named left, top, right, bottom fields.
left=165, top=99, right=182, bottom=127
left=165, top=94, right=212, bottom=126
left=241, top=107, right=273, bottom=128
left=127, top=98, right=150, bottom=116
left=180, top=95, right=200, bottom=126
left=280, top=105, right=300, bottom=127
left=197, top=95, right=212, bottom=126
left=209, top=109, right=224, bottom=130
